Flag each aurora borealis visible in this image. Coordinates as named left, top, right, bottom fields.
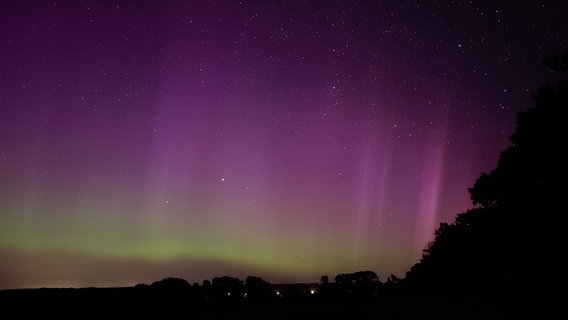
left=1, top=1, right=567, bottom=289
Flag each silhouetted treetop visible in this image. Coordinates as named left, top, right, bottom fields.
left=469, top=59, right=567, bottom=208
left=335, top=271, right=379, bottom=284
left=212, top=275, right=243, bottom=287
left=150, top=277, right=192, bottom=290
left=245, top=276, right=272, bottom=301
left=405, top=54, right=567, bottom=297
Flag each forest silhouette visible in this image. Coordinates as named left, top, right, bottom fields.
left=1, top=53, right=565, bottom=319
left=404, top=52, right=566, bottom=301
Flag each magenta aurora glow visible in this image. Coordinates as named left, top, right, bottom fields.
left=1, top=1, right=567, bottom=289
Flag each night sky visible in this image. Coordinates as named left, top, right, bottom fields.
left=1, top=1, right=567, bottom=289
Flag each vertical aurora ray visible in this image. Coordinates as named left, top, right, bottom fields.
left=414, top=135, right=447, bottom=249
left=352, top=132, right=392, bottom=264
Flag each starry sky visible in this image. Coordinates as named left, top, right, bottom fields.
left=1, top=1, right=567, bottom=290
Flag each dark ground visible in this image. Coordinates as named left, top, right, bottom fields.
left=0, top=287, right=547, bottom=319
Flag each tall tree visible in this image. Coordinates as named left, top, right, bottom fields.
left=405, top=53, right=567, bottom=297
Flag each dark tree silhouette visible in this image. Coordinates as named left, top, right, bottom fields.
left=335, top=271, right=379, bottom=284
left=150, top=277, right=192, bottom=290
left=333, top=271, right=382, bottom=299
left=386, top=274, right=400, bottom=284
left=210, top=275, right=244, bottom=302
left=244, top=276, right=273, bottom=301
left=404, top=53, right=567, bottom=298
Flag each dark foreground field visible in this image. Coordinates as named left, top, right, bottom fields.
left=0, top=287, right=543, bottom=319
